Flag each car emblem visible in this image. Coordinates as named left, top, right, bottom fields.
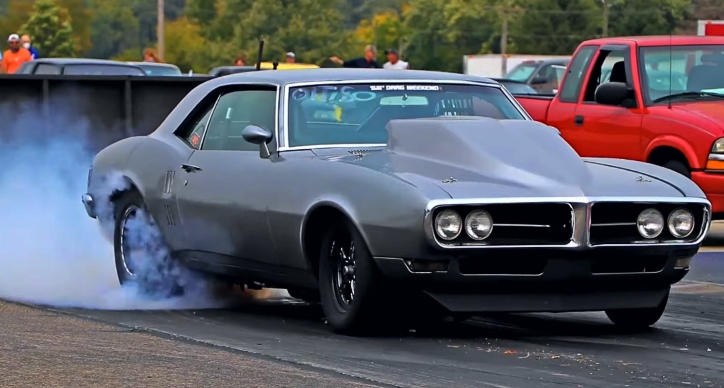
left=635, top=175, right=652, bottom=183
left=442, top=177, right=457, bottom=183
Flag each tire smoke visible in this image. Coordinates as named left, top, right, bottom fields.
left=0, top=104, right=278, bottom=309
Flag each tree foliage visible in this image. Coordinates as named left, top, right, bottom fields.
left=0, top=0, right=721, bottom=73
left=19, top=0, right=75, bottom=58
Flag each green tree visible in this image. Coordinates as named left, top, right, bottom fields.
left=606, top=0, right=692, bottom=36
left=19, top=0, right=75, bottom=58
left=88, top=0, right=140, bottom=59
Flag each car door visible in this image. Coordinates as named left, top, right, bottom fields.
left=174, top=86, right=282, bottom=270
left=546, top=45, right=598, bottom=136
left=570, top=45, right=644, bottom=160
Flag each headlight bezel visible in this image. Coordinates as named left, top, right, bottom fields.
left=464, top=210, right=494, bottom=241
left=711, top=138, right=724, bottom=154
left=434, top=209, right=463, bottom=240
left=667, top=207, right=695, bottom=239
left=636, top=208, right=665, bottom=239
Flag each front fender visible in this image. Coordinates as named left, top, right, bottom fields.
left=585, top=157, right=707, bottom=198
left=644, top=135, right=701, bottom=169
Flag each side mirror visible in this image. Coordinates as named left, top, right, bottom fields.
left=530, top=75, right=548, bottom=85
left=594, top=82, right=636, bottom=107
left=241, top=125, right=272, bottom=158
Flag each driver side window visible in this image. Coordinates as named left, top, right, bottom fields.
left=582, top=49, right=629, bottom=102
left=201, top=88, right=277, bottom=151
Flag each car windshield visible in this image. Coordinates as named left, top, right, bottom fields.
left=287, top=82, right=526, bottom=147
left=504, top=63, right=538, bottom=81
left=64, top=64, right=145, bottom=76
left=640, top=45, right=724, bottom=102
left=137, top=64, right=181, bottom=76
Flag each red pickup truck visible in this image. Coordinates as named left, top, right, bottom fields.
left=514, top=35, right=724, bottom=219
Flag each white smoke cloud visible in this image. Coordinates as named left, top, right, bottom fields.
left=0, top=103, right=286, bottom=310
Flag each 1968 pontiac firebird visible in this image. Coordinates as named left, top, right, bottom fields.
left=82, top=69, right=712, bottom=335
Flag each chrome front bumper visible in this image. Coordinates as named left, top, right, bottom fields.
left=81, top=193, right=96, bottom=219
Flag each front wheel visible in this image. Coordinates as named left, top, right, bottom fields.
left=605, top=290, right=669, bottom=330
left=112, top=190, right=184, bottom=298
left=318, top=218, right=390, bottom=335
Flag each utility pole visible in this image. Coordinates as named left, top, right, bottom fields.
left=157, top=0, right=165, bottom=59
left=501, top=10, right=509, bottom=76
left=602, top=0, right=609, bottom=37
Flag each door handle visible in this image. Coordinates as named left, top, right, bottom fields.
left=574, top=115, right=584, bottom=126
left=181, top=164, right=202, bottom=173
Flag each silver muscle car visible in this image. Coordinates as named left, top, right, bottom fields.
left=82, top=69, right=712, bottom=335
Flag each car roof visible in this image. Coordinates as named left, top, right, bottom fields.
left=583, top=35, right=724, bottom=47
left=217, top=68, right=497, bottom=86
left=32, top=58, right=138, bottom=66
left=128, top=61, right=179, bottom=67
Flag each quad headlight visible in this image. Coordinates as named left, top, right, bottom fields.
left=434, top=209, right=462, bottom=240
left=668, top=208, right=695, bottom=238
left=636, top=208, right=664, bottom=239
left=465, top=210, right=493, bottom=240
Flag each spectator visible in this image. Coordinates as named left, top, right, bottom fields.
left=285, top=52, right=296, bottom=64
left=2, top=34, right=32, bottom=74
left=143, top=48, right=163, bottom=63
left=20, top=35, right=40, bottom=59
left=383, top=49, right=409, bottom=70
left=329, top=45, right=382, bottom=68
left=234, top=56, right=246, bottom=66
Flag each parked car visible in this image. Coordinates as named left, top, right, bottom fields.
left=513, top=35, right=724, bottom=220
left=128, top=61, right=182, bottom=76
left=82, top=68, right=711, bottom=335
left=16, top=58, right=146, bottom=76
left=208, top=66, right=259, bottom=77
left=490, top=78, right=538, bottom=94
left=504, top=58, right=570, bottom=94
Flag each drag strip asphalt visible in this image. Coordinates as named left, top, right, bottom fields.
left=49, top=251, right=724, bottom=388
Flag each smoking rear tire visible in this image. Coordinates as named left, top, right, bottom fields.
left=605, top=290, right=669, bottom=330
left=318, top=218, right=389, bottom=335
left=112, top=190, right=183, bottom=298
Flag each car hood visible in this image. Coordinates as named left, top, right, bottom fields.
left=670, top=101, right=724, bottom=133
left=315, top=117, right=684, bottom=199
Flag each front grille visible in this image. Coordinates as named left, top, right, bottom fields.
left=589, top=202, right=707, bottom=245
left=433, top=203, right=573, bottom=246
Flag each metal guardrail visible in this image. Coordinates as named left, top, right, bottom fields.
left=0, top=75, right=212, bottom=151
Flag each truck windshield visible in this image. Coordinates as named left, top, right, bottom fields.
left=640, top=45, right=724, bottom=101
left=286, top=82, right=526, bottom=147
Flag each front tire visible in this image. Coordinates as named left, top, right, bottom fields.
left=605, top=289, right=669, bottom=330
left=112, top=190, right=183, bottom=298
left=663, top=160, right=691, bottom=179
left=318, top=218, right=389, bottom=335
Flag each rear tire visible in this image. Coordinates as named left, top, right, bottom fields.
left=318, top=218, right=389, bottom=335
left=663, top=160, right=691, bottom=179
left=605, top=289, right=669, bottom=330
left=112, top=190, right=184, bottom=298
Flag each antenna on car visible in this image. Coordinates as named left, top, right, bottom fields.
left=256, top=39, right=264, bottom=71
left=667, top=0, right=673, bottom=110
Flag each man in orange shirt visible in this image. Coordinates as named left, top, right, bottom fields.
left=2, top=34, right=32, bottom=74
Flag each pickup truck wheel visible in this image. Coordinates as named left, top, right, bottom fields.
left=113, top=190, right=184, bottom=298
left=663, top=160, right=691, bottom=179
left=605, top=290, right=669, bottom=330
left=318, top=218, right=389, bottom=335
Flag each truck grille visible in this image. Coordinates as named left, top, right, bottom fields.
left=434, top=203, right=574, bottom=246
left=589, top=202, right=707, bottom=245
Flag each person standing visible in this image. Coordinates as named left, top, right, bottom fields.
left=2, top=34, right=32, bottom=74
left=234, top=56, right=246, bottom=66
left=383, top=49, right=409, bottom=69
left=285, top=52, right=296, bottom=64
left=329, top=45, right=382, bottom=68
left=20, top=35, right=40, bottom=59
left=143, top=48, right=163, bottom=63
